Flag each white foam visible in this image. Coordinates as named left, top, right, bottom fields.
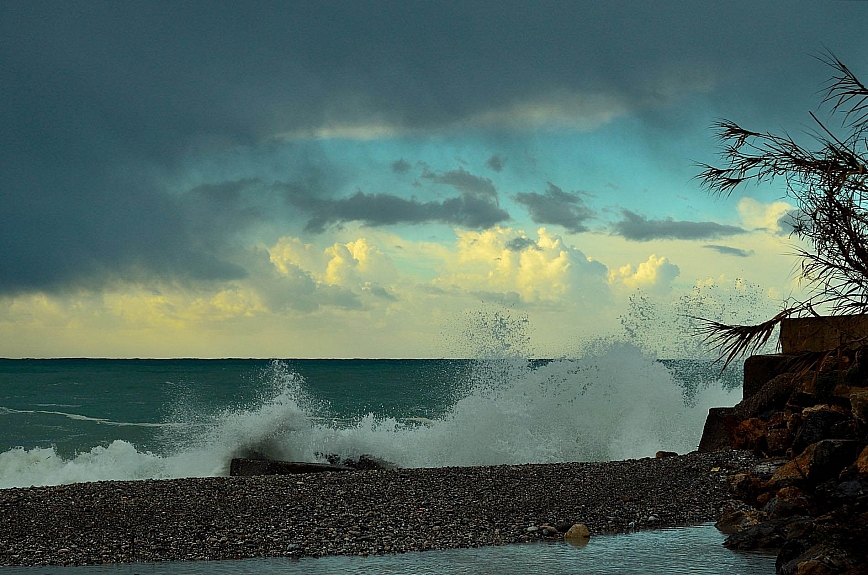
left=0, top=346, right=740, bottom=489
left=0, top=406, right=183, bottom=427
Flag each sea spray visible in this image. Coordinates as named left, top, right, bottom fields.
left=0, top=304, right=747, bottom=488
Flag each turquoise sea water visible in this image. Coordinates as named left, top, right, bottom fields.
left=0, top=352, right=767, bottom=573
left=0, top=351, right=742, bottom=488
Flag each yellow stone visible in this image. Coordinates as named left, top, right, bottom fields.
left=564, top=523, right=591, bottom=541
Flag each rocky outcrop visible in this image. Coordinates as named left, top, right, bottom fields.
left=229, top=454, right=397, bottom=476
left=229, top=458, right=353, bottom=476
left=701, top=315, right=868, bottom=574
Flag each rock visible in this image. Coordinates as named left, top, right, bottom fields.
left=733, top=418, right=768, bottom=452
left=777, top=540, right=859, bottom=575
left=775, top=486, right=813, bottom=516
left=554, top=521, right=573, bottom=533
left=321, top=453, right=397, bottom=470
left=734, top=373, right=799, bottom=420
left=715, top=507, right=765, bottom=535
left=770, top=440, right=863, bottom=488
left=727, top=472, right=765, bottom=505
left=229, top=458, right=353, bottom=476
left=744, top=354, right=796, bottom=399
left=724, top=519, right=788, bottom=550
left=763, top=497, right=794, bottom=519
left=343, top=455, right=397, bottom=470
left=792, top=409, right=850, bottom=455
left=698, top=407, right=736, bottom=452
left=767, top=428, right=793, bottom=455
left=564, top=523, right=590, bottom=541
left=655, top=451, right=678, bottom=458
left=857, top=445, right=868, bottom=477
left=851, top=390, right=868, bottom=424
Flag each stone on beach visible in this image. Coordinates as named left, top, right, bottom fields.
left=564, top=523, right=591, bottom=541
left=0, top=450, right=756, bottom=567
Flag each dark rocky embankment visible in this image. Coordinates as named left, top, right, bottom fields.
left=0, top=450, right=756, bottom=567
left=700, top=315, right=868, bottom=575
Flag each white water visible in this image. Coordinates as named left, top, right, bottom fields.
left=0, top=342, right=739, bottom=489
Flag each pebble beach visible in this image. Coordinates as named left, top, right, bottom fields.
left=0, top=450, right=758, bottom=567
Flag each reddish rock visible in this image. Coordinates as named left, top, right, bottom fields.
left=856, top=445, right=868, bottom=477
left=733, top=418, right=768, bottom=452
left=727, top=472, right=765, bottom=505
left=851, top=390, right=868, bottom=424
left=767, top=428, right=793, bottom=455
left=774, top=486, right=814, bottom=517
left=770, top=440, right=862, bottom=488
left=715, top=507, right=765, bottom=535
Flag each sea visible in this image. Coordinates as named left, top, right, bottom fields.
left=0, top=345, right=777, bottom=573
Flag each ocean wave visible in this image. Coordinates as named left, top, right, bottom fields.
left=0, top=344, right=739, bottom=489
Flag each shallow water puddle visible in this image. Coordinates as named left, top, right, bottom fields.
left=1, top=523, right=776, bottom=575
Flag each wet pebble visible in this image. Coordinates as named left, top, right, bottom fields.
left=0, top=450, right=758, bottom=566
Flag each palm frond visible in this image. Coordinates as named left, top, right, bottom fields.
left=694, top=309, right=796, bottom=369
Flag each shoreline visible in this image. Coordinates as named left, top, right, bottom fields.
left=0, top=450, right=757, bottom=566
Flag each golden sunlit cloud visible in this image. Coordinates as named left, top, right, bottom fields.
left=610, top=254, right=680, bottom=292
left=738, top=197, right=795, bottom=233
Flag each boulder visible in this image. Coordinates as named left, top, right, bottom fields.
left=792, top=408, right=850, bottom=455
left=564, top=523, right=590, bottom=541
left=851, top=390, right=868, bottom=424
left=735, top=373, right=799, bottom=420
left=715, top=506, right=765, bottom=535
left=726, top=472, right=767, bottom=506
left=744, top=354, right=796, bottom=398
left=767, top=428, right=793, bottom=455
left=229, top=458, right=353, bottom=476
left=732, top=418, right=768, bottom=452
left=698, top=407, right=736, bottom=452
left=856, top=445, right=868, bottom=477
left=770, top=440, right=863, bottom=488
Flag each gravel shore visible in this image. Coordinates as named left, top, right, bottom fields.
left=0, top=450, right=757, bottom=566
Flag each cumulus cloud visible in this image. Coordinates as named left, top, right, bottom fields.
left=513, top=183, right=595, bottom=233
left=610, top=254, right=680, bottom=291
left=446, top=227, right=609, bottom=304
left=268, top=236, right=399, bottom=308
left=613, top=210, right=745, bottom=241
left=704, top=245, right=754, bottom=257
left=737, top=198, right=796, bottom=234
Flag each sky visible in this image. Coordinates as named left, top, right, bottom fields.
left=2, top=1, right=867, bottom=358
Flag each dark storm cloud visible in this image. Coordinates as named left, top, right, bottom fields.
left=1, top=1, right=865, bottom=293
left=485, top=154, right=507, bottom=172
left=421, top=168, right=498, bottom=201
left=614, top=210, right=746, bottom=241
left=391, top=159, right=412, bottom=174
left=280, top=184, right=510, bottom=233
left=513, top=183, right=595, bottom=233
left=704, top=245, right=754, bottom=257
